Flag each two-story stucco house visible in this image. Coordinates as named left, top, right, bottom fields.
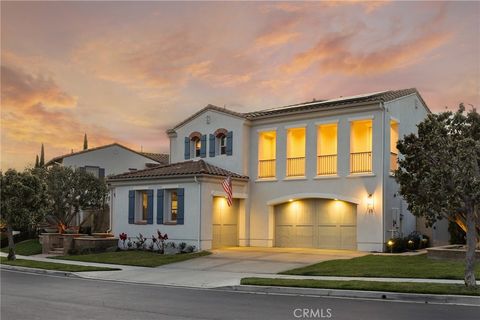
left=108, top=88, right=430, bottom=252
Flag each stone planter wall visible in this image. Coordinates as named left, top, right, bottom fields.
left=73, top=237, right=118, bottom=253
left=39, top=233, right=63, bottom=254
left=427, top=245, right=480, bottom=261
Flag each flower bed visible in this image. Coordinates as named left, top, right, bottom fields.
left=118, top=230, right=196, bottom=255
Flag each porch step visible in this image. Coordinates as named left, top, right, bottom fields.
left=48, top=248, right=65, bottom=255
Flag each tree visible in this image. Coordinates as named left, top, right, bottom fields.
left=395, top=104, right=479, bottom=288
left=39, top=143, right=45, bottom=167
left=0, top=169, right=48, bottom=260
left=83, top=133, right=88, bottom=150
left=44, top=166, right=108, bottom=230
left=35, top=155, right=39, bottom=168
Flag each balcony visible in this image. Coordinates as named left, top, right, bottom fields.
left=350, top=151, right=372, bottom=173
left=317, top=154, right=337, bottom=175
left=259, top=159, right=276, bottom=178
left=286, top=157, right=305, bottom=177
left=390, top=152, right=398, bottom=173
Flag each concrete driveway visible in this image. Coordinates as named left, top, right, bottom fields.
left=161, top=247, right=366, bottom=274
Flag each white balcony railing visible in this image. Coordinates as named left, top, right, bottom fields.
left=350, top=151, right=372, bottom=173
left=258, top=159, right=276, bottom=178
left=317, top=154, right=337, bottom=175
left=286, top=157, right=305, bottom=177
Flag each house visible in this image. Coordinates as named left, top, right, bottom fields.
left=46, top=143, right=169, bottom=229
left=108, top=88, right=431, bottom=252
left=46, top=143, right=169, bottom=177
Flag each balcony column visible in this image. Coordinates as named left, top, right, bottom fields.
left=306, top=123, right=316, bottom=177
left=277, top=126, right=286, bottom=180
left=338, top=119, right=349, bottom=176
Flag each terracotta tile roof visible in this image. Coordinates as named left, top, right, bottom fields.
left=140, top=152, right=169, bottom=164
left=167, top=88, right=428, bottom=130
left=45, top=143, right=169, bottom=166
left=244, top=88, right=429, bottom=119
left=108, top=159, right=249, bottom=181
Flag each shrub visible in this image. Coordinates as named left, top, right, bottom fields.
left=178, top=242, right=187, bottom=253
left=185, top=245, right=196, bottom=253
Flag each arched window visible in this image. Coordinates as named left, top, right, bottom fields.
left=191, top=136, right=201, bottom=158
left=214, top=128, right=228, bottom=156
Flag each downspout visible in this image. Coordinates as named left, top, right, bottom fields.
left=380, top=102, right=386, bottom=251
left=107, top=185, right=114, bottom=233
left=194, top=176, right=202, bottom=250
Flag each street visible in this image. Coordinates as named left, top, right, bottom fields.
left=1, top=269, right=478, bottom=320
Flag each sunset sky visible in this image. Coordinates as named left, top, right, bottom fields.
left=1, top=1, right=479, bottom=170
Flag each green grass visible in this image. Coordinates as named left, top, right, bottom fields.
left=281, top=254, right=480, bottom=280
left=0, top=257, right=119, bottom=272
left=50, top=250, right=211, bottom=267
left=241, top=277, right=480, bottom=296
left=1, top=239, right=42, bottom=256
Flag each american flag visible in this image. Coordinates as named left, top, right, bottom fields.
left=222, top=175, right=233, bottom=207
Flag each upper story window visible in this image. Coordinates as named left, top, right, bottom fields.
left=350, top=119, right=373, bottom=174
left=258, top=130, right=276, bottom=178
left=286, top=127, right=306, bottom=177
left=192, top=137, right=201, bottom=158
left=218, top=134, right=227, bottom=155
left=317, top=123, right=337, bottom=175
left=390, top=120, right=399, bottom=174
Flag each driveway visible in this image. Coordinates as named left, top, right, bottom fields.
left=161, top=247, right=366, bottom=274
left=75, top=247, right=366, bottom=288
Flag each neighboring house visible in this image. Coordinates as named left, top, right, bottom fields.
left=46, top=143, right=169, bottom=177
left=109, top=88, right=431, bottom=252
left=46, top=143, right=169, bottom=229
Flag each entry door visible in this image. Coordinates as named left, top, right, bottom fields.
left=212, top=197, right=239, bottom=248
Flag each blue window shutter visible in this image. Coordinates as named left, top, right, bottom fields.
left=128, top=190, right=135, bottom=224
left=226, top=131, right=233, bottom=156
left=184, top=137, right=190, bottom=160
left=157, top=189, right=164, bottom=224
left=99, top=168, right=105, bottom=179
left=177, top=188, right=185, bottom=225
left=146, top=190, right=154, bottom=224
left=209, top=134, right=216, bottom=157
left=200, top=135, right=207, bottom=158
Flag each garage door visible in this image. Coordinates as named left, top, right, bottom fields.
left=275, top=199, right=356, bottom=250
left=212, top=197, right=239, bottom=248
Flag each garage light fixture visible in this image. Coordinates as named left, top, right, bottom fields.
left=289, top=199, right=294, bottom=202
left=366, top=193, right=374, bottom=214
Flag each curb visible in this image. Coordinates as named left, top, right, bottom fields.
left=1, top=265, right=80, bottom=278
left=227, top=285, right=480, bottom=306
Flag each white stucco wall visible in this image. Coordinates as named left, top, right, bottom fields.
left=62, top=145, right=158, bottom=176
left=247, top=104, right=386, bottom=252
left=169, top=109, right=249, bottom=175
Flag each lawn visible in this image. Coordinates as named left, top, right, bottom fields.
left=281, top=254, right=480, bottom=280
left=50, top=250, right=211, bottom=267
left=0, top=257, right=119, bottom=272
left=241, top=277, right=480, bottom=296
left=1, top=239, right=42, bottom=256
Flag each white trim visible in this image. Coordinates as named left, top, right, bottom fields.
left=314, top=175, right=340, bottom=180
left=348, top=115, right=374, bottom=122
left=284, top=123, right=307, bottom=129
left=256, top=127, right=277, bottom=133
left=314, top=119, right=339, bottom=126
left=390, top=116, right=400, bottom=124
left=255, top=178, right=278, bottom=182
left=282, top=176, right=307, bottom=181
left=266, top=193, right=360, bottom=205
left=130, top=184, right=179, bottom=190
left=346, top=173, right=376, bottom=178
left=210, top=191, right=248, bottom=199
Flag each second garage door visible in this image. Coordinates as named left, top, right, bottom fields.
left=275, top=199, right=357, bottom=250
left=212, top=197, right=239, bottom=248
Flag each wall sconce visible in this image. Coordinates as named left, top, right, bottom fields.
left=366, top=193, right=374, bottom=214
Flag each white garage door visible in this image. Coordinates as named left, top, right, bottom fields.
left=212, top=197, right=239, bottom=248
left=275, top=199, right=356, bottom=250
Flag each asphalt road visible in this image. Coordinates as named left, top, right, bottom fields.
left=1, top=269, right=478, bottom=320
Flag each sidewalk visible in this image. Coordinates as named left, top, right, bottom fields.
left=2, top=252, right=479, bottom=289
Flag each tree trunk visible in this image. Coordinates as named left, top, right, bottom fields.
left=6, top=225, right=16, bottom=261
left=464, top=205, right=477, bottom=287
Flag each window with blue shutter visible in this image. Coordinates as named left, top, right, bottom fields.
left=226, top=131, right=233, bottom=156
left=177, top=188, right=185, bottom=225
left=209, top=134, right=215, bottom=157
left=146, top=190, right=154, bottom=224
left=157, top=189, right=164, bottom=224
left=128, top=190, right=135, bottom=224
left=184, top=137, right=190, bottom=160
left=200, top=135, right=207, bottom=158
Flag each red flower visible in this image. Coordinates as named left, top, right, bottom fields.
left=119, top=233, right=127, bottom=241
